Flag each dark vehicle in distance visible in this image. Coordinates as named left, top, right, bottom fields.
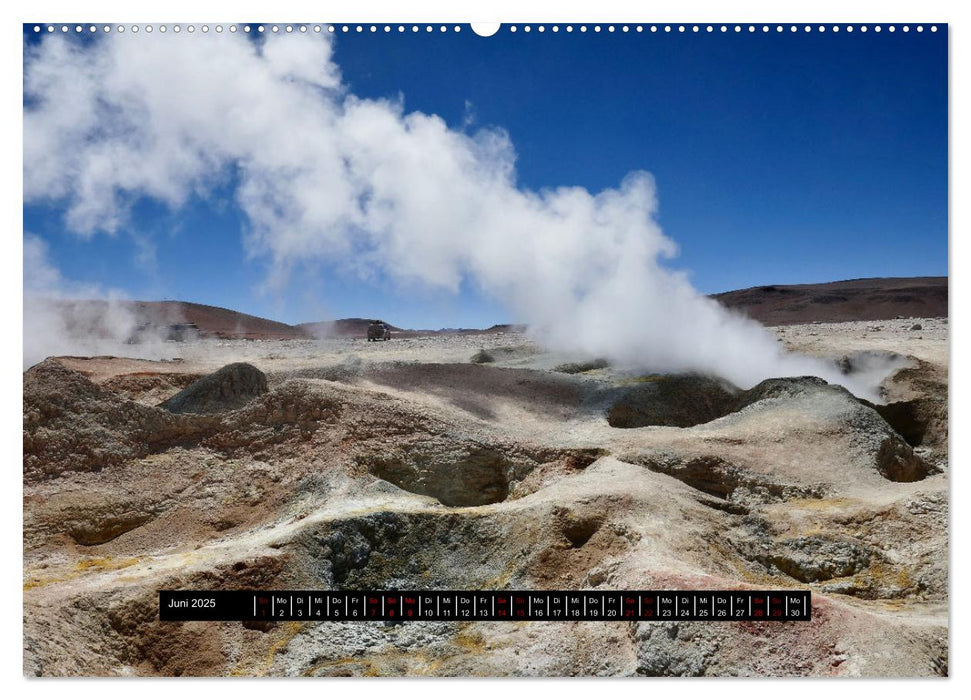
left=126, top=322, right=200, bottom=344
left=367, top=320, right=392, bottom=341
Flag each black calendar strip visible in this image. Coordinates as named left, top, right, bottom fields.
left=159, top=590, right=810, bottom=622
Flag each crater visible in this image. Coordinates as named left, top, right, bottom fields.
left=622, top=453, right=826, bottom=505
left=364, top=445, right=511, bottom=507
left=295, top=510, right=513, bottom=589
left=560, top=514, right=603, bottom=548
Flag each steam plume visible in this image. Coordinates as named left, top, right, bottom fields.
left=22, top=234, right=179, bottom=366
left=24, top=31, right=885, bottom=397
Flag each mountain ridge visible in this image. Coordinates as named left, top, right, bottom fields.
left=45, top=276, right=947, bottom=340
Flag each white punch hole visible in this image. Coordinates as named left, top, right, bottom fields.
left=471, top=23, right=501, bottom=37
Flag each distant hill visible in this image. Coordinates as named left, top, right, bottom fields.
left=130, top=301, right=310, bottom=339
left=50, top=300, right=310, bottom=340
left=711, top=277, right=947, bottom=326
left=47, top=277, right=946, bottom=342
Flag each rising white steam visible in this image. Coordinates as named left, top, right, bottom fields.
left=24, top=31, right=883, bottom=396
left=22, top=234, right=180, bottom=367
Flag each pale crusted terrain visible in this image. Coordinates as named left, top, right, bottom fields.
left=23, top=318, right=948, bottom=677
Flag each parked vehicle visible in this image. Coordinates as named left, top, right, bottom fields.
left=367, top=320, right=392, bottom=341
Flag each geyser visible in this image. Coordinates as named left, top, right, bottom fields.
left=24, top=31, right=889, bottom=398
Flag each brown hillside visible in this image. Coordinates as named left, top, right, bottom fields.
left=52, top=300, right=310, bottom=340
left=711, top=277, right=947, bottom=326
left=134, top=301, right=310, bottom=339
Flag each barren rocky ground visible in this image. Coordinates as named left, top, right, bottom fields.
left=23, top=317, right=948, bottom=677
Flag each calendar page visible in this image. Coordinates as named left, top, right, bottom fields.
left=21, top=17, right=948, bottom=679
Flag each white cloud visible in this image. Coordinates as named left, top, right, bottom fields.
left=24, top=31, right=881, bottom=396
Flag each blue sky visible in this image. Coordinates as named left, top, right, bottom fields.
left=23, top=25, right=947, bottom=328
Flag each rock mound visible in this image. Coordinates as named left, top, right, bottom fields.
left=735, top=376, right=831, bottom=405
left=470, top=349, right=494, bottom=364
left=159, top=363, right=267, bottom=414
left=612, top=373, right=938, bottom=485
left=739, top=377, right=937, bottom=483
left=23, top=360, right=327, bottom=483
left=23, top=359, right=205, bottom=482
left=606, top=375, right=741, bottom=428
left=554, top=358, right=609, bottom=374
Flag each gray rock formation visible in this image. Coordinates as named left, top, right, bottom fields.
left=159, top=362, right=268, bottom=414
left=469, top=349, right=494, bottom=364
left=606, top=374, right=740, bottom=428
